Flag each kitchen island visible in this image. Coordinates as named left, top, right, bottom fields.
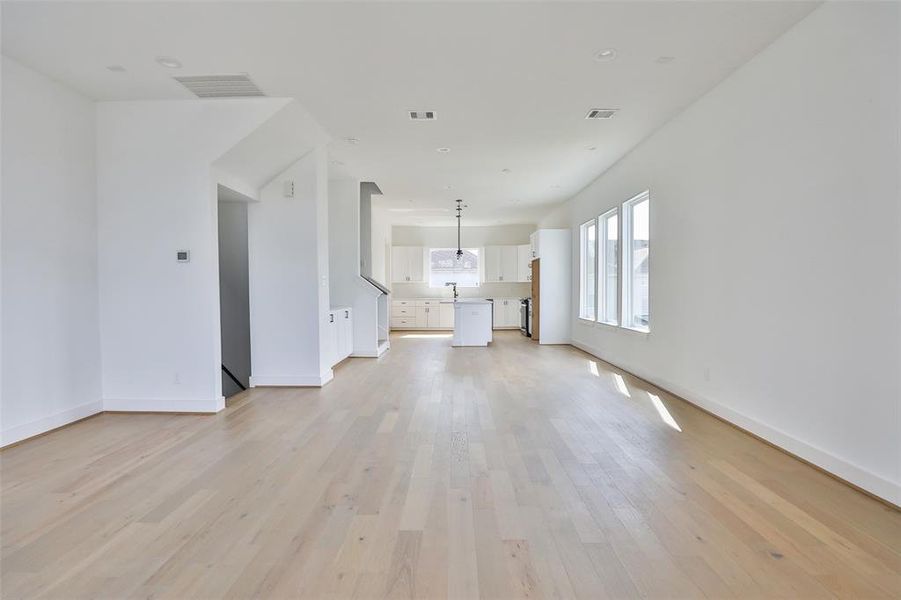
left=444, top=299, right=493, bottom=347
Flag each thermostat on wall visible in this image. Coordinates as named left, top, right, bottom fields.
left=177, top=250, right=190, bottom=262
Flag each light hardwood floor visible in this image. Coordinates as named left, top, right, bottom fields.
left=1, top=331, right=899, bottom=599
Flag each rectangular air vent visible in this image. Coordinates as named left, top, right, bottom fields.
left=409, top=110, right=437, bottom=120
left=585, top=108, right=618, bottom=120
left=174, top=75, right=265, bottom=98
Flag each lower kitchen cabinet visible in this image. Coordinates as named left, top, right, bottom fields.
left=493, top=298, right=521, bottom=329
left=328, top=306, right=353, bottom=366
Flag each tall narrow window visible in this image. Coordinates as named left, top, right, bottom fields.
left=598, top=208, right=619, bottom=325
left=579, top=219, right=597, bottom=320
left=623, top=192, right=650, bottom=331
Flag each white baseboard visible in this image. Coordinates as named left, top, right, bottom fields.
left=250, top=372, right=333, bottom=387
left=571, top=340, right=901, bottom=506
left=1, top=401, right=103, bottom=447
left=353, top=341, right=390, bottom=358
left=103, top=397, right=224, bottom=413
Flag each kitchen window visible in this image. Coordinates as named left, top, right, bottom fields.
left=622, top=191, right=650, bottom=331
left=428, top=248, right=480, bottom=288
left=579, top=219, right=597, bottom=320
left=598, top=208, right=619, bottom=325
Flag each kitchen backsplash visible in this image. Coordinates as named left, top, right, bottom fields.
left=391, top=281, right=531, bottom=299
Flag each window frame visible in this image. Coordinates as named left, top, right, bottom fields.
left=597, top=207, right=620, bottom=326
left=578, top=219, right=598, bottom=321
left=621, top=191, right=650, bottom=333
left=427, top=247, right=481, bottom=288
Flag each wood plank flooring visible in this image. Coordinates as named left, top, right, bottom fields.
left=2, top=331, right=899, bottom=599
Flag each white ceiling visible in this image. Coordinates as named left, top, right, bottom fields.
left=2, top=1, right=817, bottom=226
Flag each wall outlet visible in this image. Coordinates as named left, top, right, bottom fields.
left=174, top=372, right=181, bottom=385
left=283, top=180, right=295, bottom=198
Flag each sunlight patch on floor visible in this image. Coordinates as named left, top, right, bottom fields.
left=649, top=393, right=682, bottom=432
left=613, top=373, right=631, bottom=397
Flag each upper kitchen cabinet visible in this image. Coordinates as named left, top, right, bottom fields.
left=391, top=246, right=425, bottom=283
left=484, top=245, right=525, bottom=283
left=517, top=244, right=532, bottom=282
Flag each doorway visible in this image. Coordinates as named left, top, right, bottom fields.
left=218, top=187, right=252, bottom=397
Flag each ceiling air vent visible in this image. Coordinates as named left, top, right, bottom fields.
left=174, top=74, right=265, bottom=98
left=585, top=108, right=618, bottom=120
left=409, top=110, right=437, bottom=120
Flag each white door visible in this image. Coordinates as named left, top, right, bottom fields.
left=500, top=246, right=518, bottom=282
left=392, top=247, right=407, bottom=282
left=327, top=311, right=339, bottom=365
left=439, top=303, right=454, bottom=328
left=517, top=245, right=532, bottom=281
left=493, top=300, right=503, bottom=327
left=483, top=246, right=501, bottom=282
left=342, top=308, right=353, bottom=358
left=408, top=247, right=424, bottom=282
left=507, top=299, right=521, bottom=327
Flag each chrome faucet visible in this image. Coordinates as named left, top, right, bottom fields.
left=445, top=281, right=458, bottom=300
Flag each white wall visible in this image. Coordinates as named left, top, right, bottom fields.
left=249, top=148, right=333, bottom=386
left=1, top=57, right=102, bottom=445
left=391, top=224, right=534, bottom=299
left=370, top=199, right=393, bottom=286
left=548, top=2, right=900, bottom=503
left=329, top=178, right=384, bottom=357
left=96, top=98, right=286, bottom=412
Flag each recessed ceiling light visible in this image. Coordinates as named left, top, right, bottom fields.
left=587, top=145, right=598, bottom=151
left=344, top=137, right=360, bottom=144
left=444, top=184, right=453, bottom=190
left=501, top=168, right=511, bottom=174
left=593, top=48, right=618, bottom=62
left=656, top=56, right=676, bottom=64
left=155, top=56, right=182, bottom=69
left=436, top=147, right=451, bottom=153
left=106, top=65, right=126, bottom=73
left=551, top=184, right=561, bottom=189
left=330, top=159, right=344, bottom=166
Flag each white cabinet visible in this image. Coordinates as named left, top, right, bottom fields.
left=439, top=303, right=455, bottom=328
left=391, top=298, right=449, bottom=329
left=392, top=246, right=425, bottom=283
left=493, top=298, right=521, bottom=329
left=416, top=306, right=440, bottom=328
left=517, top=244, right=532, bottom=282
left=329, top=307, right=353, bottom=366
left=484, top=245, right=524, bottom=282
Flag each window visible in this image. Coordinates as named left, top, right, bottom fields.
left=598, top=209, right=618, bottom=325
left=579, top=220, right=597, bottom=320
left=429, top=248, right=480, bottom=287
left=623, top=192, right=650, bottom=331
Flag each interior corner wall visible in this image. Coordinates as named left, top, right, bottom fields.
left=95, top=98, right=286, bottom=413
left=1, top=56, right=102, bottom=445
left=558, top=2, right=900, bottom=503
left=249, top=148, right=332, bottom=386
left=370, top=200, right=392, bottom=287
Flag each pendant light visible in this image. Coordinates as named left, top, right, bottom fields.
left=455, top=199, right=467, bottom=259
